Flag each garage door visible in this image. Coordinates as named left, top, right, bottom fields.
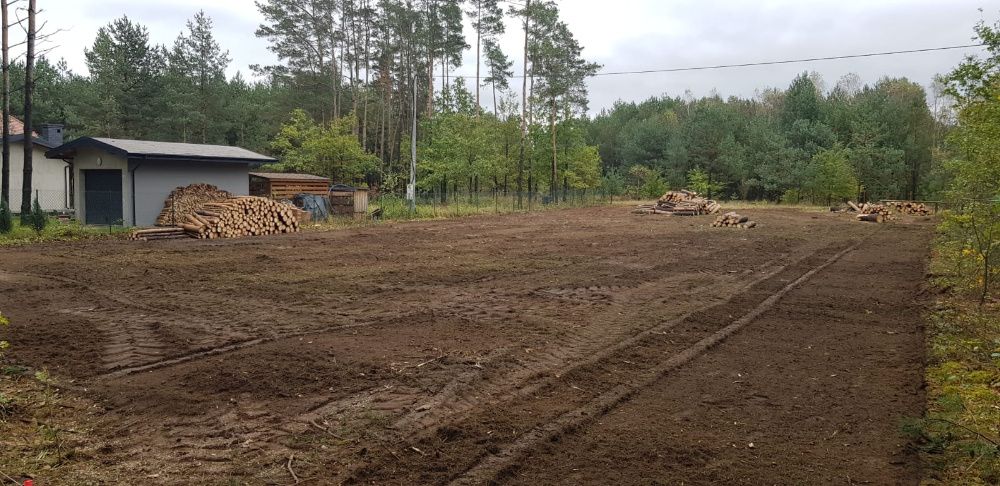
left=83, top=169, right=123, bottom=225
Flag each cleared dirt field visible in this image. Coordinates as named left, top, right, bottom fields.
left=0, top=207, right=932, bottom=484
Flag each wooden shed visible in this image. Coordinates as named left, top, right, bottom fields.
left=249, top=172, right=330, bottom=199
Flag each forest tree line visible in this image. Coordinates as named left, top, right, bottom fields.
left=1, top=0, right=959, bottom=205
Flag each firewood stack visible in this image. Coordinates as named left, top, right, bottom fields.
left=179, top=196, right=300, bottom=239
left=856, top=203, right=892, bottom=223
left=890, top=201, right=931, bottom=215
left=131, top=196, right=300, bottom=241
left=155, top=184, right=233, bottom=226
left=633, top=190, right=721, bottom=215
left=712, top=211, right=757, bottom=228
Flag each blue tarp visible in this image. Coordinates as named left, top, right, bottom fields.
left=291, top=193, right=331, bottom=221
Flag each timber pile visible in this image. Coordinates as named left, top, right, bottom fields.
left=856, top=202, right=892, bottom=223
left=890, top=201, right=931, bottom=215
left=128, top=227, right=190, bottom=241
left=130, top=196, right=301, bottom=241
left=155, top=184, right=233, bottom=226
left=712, top=211, right=757, bottom=229
left=180, top=196, right=300, bottom=239
left=633, top=190, right=721, bottom=216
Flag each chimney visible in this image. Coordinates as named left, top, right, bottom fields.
left=39, top=123, right=63, bottom=145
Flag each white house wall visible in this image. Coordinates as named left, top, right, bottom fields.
left=7, top=143, right=69, bottom=211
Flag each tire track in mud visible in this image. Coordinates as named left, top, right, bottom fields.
left=339, top=232, right=876, bottom=485
left=446, top=240, right=867, bottom=485
left=387, top=250, right=801, bottom=436
left=186, top=242, right=826, bottom=480
left=12, top=269, right=415, bottom=377
left=94, top=248, right=810, bottom=476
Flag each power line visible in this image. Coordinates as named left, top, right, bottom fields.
left=591, top=44, right=985, bottom=77
left=439, top=43, right=984, bottom=79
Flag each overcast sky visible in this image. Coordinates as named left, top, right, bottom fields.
left=31, top=0, right=992, bottom=112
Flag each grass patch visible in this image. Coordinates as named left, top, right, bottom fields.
left=0, top=371, right=108, bottom=484
left=911, top=238, right=1000, bottom=484
left=0, top=218, right=128, bottom=247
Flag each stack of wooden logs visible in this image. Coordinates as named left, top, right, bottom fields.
left=128, top=227, right=190, bottom=241
left=131, top=196, right=301, bottom=241
left=890, top=201, right=931, bottom=215
left=155, top=184, right=233, bottom=226
left=855, top=202, right=892, bottom=223
left=633, top=190, right=721, bottom=216
left=179, top=196, right=300, bottom=239
left=712, top=211, right=757, bottom=228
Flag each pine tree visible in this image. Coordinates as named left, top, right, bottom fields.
left=19, top=0, right=34, bottom=222
left=28, top=194, right=45, bottom=233
left=466, top=0, right=505, bottom=116
left=85, top=17, right=166, bottom=138
left=168, top=11, right=231, bottom=143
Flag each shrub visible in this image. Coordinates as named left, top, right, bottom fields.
left=0, top=199, right=11, bottom=234
left=29, top=196, right=47, bottom=234
left=0, top=311, right=9, bottom=360
left=686, top=168, right=724, bottom=198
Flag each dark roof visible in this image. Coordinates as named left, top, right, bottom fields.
left=45, top=136, right=276, bottom=163
left=250, top=172, right=330, bottom=181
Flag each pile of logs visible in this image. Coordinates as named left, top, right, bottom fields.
left=712, top=212, right=757, bottom=228
left=890, top=201, right=931, bottom=215
left=128, top=227, right=190, bottom=241
left=633, top=190, right=721, bottom=216
left=855, top=202, right=892, bottom=223
left=179, top=196, right=300, bottom=239
left=130, top=196, right=301, bottom=241
left=155, top=184, right=233, bottom=226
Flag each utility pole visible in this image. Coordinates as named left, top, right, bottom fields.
left=409, top=20, right=417, bottom=214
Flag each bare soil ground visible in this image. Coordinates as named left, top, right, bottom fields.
left=0, top=207, right=933, bottom=484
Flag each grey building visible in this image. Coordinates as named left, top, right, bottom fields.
left=45, top=137, right=275, bottom=227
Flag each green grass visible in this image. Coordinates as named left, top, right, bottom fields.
left=911, top=237, right=1000, bottom=485
left=0, top=218, right=128, bottom=247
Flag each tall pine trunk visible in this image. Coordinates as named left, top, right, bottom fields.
left=475, top=0, right=481, bottom=117
left=331, top=30, right=340, bottom=118
left=19, top=0, right=33, bottom=220
left=516, top=0, right=530, bottom=208
left=549, top=97, right=557, bottom=200
left=361, top=0, right=371, bottom=149
left=0, top=0, right=8, bottom=207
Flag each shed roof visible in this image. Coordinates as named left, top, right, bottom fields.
left=45, top=136, right=276, bottom=163
left=250, top=172, right=330, bottom=181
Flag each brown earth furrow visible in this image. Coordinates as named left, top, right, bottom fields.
left=448, top=240, right=866, bottom=485
left=0, top=208, right=929, bottom=484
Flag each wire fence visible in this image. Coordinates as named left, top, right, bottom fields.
left=369, top=188, right=622, bottom=221
left=7, top=186, right=626, bottom=231
left=4, top=189, right=72, bottom=214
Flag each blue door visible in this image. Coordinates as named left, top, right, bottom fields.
left=83, top=169, right=123, bottom=225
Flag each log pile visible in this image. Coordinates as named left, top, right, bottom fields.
left=131, top=196, right=301, bottom=241
left=128, top=227, right=190, bottom=241
left=712, top=211, right=757, bottom=228
left=856, top=202, right=892, bottom=223
left=155, top=184, right=233, bottom=226
left=180, top=196, right=300, bottom=239
left=633, top=190, right=721, bottom=216
left=890, top=201, right=931, bottom=215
